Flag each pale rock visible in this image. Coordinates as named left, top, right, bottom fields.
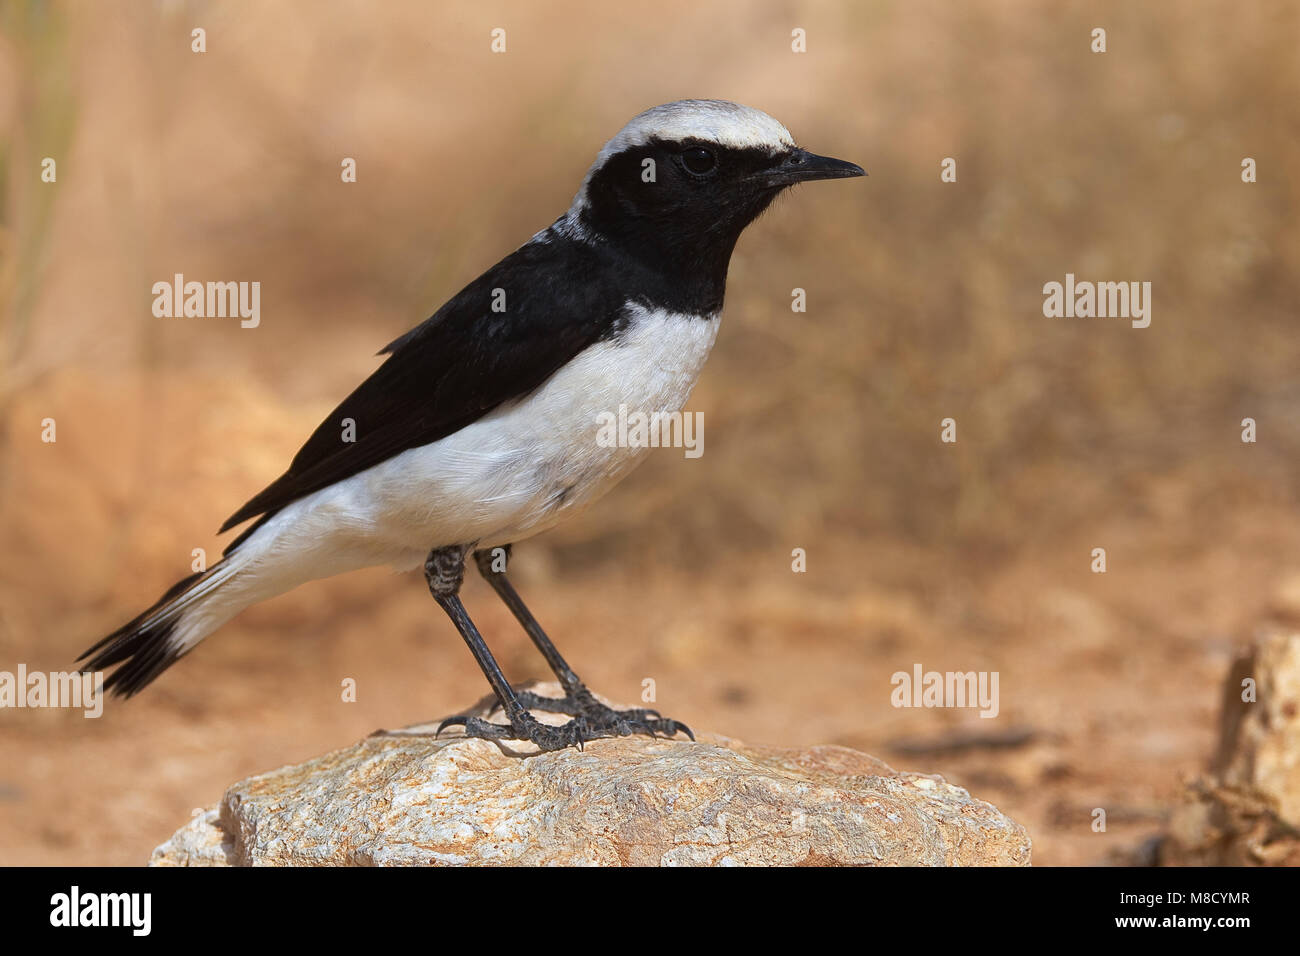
left=1160, top=630, right=1300, bottom=865
left=1216, top=630, right=1300, bottom=824
left=151, top=684, right=1031, bottom=866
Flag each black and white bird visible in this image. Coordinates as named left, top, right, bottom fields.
left=80, top=99, right=864, bottom=750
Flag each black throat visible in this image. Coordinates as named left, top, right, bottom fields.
left=575, top=141, right=787, bottom=316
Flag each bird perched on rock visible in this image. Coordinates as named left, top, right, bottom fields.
left=80, top=99, right=865, bottom=750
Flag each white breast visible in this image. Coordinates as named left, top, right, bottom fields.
left=244, top=303, right=721, bottom=582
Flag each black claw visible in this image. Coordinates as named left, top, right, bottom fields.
left=436, top=715, right=468, bottom=737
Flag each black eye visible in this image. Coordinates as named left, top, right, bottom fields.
left=680, top=146, right=717, bottom=175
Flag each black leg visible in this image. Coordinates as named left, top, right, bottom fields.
left=425, top=545, right=585, bottom=751
left=473, top=545, right=584, bottom=694
left=472, top=545, right=693, bottom=741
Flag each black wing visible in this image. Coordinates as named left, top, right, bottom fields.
left=219, top=235, right=631, bottom=554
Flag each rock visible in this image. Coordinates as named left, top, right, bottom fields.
left=151, top=808, right=232, bottom=867
left=1159, top=630, right=1300, bottom=865
left=1267, top=572, right=1300, bottom=624
left=1215, top=631, right=1300, bottom=824
left=151, top=684, right=1031, bottom=866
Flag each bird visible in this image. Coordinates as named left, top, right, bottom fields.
left=79, top=99, right=865, bottom=750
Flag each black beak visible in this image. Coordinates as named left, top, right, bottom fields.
left=763, top=148, right=866, bottom=187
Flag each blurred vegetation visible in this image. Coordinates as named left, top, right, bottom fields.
left=1, top=0, right=1297, bottom=569
left=0, top=1, right=77, bottom=395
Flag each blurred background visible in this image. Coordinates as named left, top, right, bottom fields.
left=2, top=0, right=1299, bottom=865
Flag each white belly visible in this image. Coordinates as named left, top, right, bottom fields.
left=241, top=304, right=720, bottom=582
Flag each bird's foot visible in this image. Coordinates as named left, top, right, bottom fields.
left=487, top=686, right=694, bottom=742
left=436, top=712, right=595, bottom=751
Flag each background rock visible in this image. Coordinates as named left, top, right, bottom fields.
left=151, top=684, right=1031, bottom=866
left=1159, top=631, right=1300, bottom=865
